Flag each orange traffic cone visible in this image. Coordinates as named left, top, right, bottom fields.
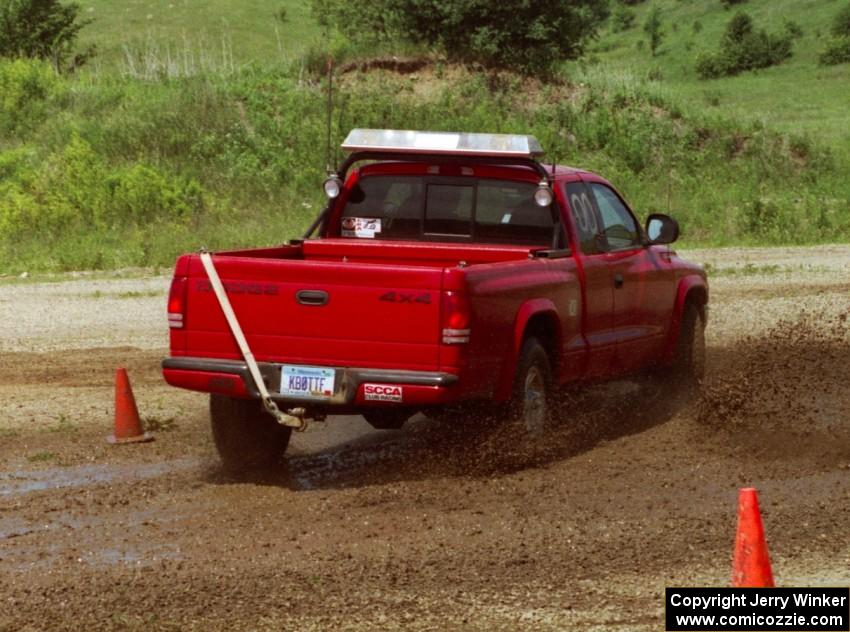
left=107, top=368, right=153, bottom=444
left=732, top=487, right=774, bottom=587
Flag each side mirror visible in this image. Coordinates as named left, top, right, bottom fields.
left=645, top=213, right=679, bottom=245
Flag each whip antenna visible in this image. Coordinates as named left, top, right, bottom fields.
left=335, top=91, right=347, bottom=171
left=325, top=56, right=334, bottom=173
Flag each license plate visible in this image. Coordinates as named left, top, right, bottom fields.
left=280, top=365, right=335, bottom=400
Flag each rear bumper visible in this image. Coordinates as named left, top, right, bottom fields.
left=162, top=357, right=460, bottom=407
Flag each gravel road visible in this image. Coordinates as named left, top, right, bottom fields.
left=1, top=245, right=849, bottom=631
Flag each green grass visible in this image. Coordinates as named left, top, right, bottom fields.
left=1, top=56, right=849, bottom=271
left=0, top=268, right=167, bottom=285
left=77, top=0, right=320, bottom=72
left=579, top=0, right=850, bottom=156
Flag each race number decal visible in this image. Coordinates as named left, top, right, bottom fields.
left=570, top=192, right=598, bottom=237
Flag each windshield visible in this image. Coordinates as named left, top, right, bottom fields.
left=340, top=175, right=558, bottom=246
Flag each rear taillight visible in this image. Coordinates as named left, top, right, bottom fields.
left=167, top=277, right=188, bottom=329
left=441, top=291, right=470, bottom=344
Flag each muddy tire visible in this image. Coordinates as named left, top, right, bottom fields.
left=671, top=302, right=706, bottom=384
left=209, top=395, right=292, bottom=471
left=510, top=337, right=553, bottom=435
left=363, top=408, right=412, bottom=430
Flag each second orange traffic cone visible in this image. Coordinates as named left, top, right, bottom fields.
left=732, top=487, right=774, bottom=587
left=107, top=368, right=153, bottom=445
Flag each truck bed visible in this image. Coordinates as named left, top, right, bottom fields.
left=168, top=239, right=542, bottom=372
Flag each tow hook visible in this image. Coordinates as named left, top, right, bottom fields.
left=262, top=398, right=308, bottom=432
left=285, top=407, right=308, bottom=432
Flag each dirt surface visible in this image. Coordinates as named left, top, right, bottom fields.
left=2, top=246, right=850, bottom=631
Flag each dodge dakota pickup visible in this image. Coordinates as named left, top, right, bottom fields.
left=162, top=129, right=708, bottom=470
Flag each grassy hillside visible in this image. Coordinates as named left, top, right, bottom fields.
left=0, top=0, right=849, bottom=273
left=77, top=0, right=320, bottom=72
left=580, top=0, right=850, bottom=155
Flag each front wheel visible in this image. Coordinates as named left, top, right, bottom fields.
left=671, top=302, right=706, bottom=384
left=210, top=395, right=292, bottom=472
left=510, top=337, right=554, bottom=435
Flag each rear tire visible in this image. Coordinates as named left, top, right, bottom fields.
left=671, top=302, right=706, bottom=384
left=210, top=395, right=292, bottom=472
left=363, top=408, right=412, bottom=430
left=510, top=337, right=553, bottom=435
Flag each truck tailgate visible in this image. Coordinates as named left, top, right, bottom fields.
left=178, top=254, right=444, bottom=371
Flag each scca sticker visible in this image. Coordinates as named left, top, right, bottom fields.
left=363, top=383, right=403, bottom=402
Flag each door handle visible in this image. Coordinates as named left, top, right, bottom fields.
left=296, top=290, right=329, bottom=306
left=614, top=273, right=624, bottom=289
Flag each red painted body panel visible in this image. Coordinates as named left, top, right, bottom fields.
left=163, top=159, right=708, bottom=414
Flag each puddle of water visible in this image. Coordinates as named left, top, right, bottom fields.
left=90, top=543, right=181, bottom=566
left=0, top=518, right=35, bottom=540
left=0, top=458, right=199, bottom=497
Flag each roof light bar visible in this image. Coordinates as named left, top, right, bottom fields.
left=341, top=129, right=544, bottom=159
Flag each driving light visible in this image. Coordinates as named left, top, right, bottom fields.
left=534, top=183, right=553, bottom=207
left=324, top=176, right=342, bottom=199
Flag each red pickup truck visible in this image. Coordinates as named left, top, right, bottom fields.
left=163, top=130, right=708, bottom=470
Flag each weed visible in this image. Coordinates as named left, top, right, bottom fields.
left=27, top=451, right=57, bottom=463
left=144, top=416, right=177, bottom=432
left=48, top=414, right=76, bottom=433
left=85, top=289, right=161, bottom=299
left=707, top=263, right=783, bottom=277
left=117, top=290, right=162, bottom=299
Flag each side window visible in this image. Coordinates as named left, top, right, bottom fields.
left=424, top=184, right=474, bottom=236
left=589, top=183, right=640, bottom=251
left=564, top=182, right=600, bottom=255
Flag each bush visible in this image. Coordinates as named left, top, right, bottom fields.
left=721, top=0, right=747, bottom=7
left=612, top=5, right=636, bottom=32
left=783, top=19, right=803, bottom=40
left=819, top=38, right=850, bottom=65
left=696, top=12, right=793, bottom=78
left=317, top=0, right=610, bottom=75
left=0, top=0, right=94, bottom=72
left=0, top=135, right=205, bottom=241
left=643, top=6, right=664, bottom=56
left=831, top=3, right=850, bottom=38
left=819, top=5, right=850, bottom=66
left=0, top=57, right=62, bottom=133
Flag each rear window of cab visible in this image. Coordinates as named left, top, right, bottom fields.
left=339, top=175, right=559, bottom=246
